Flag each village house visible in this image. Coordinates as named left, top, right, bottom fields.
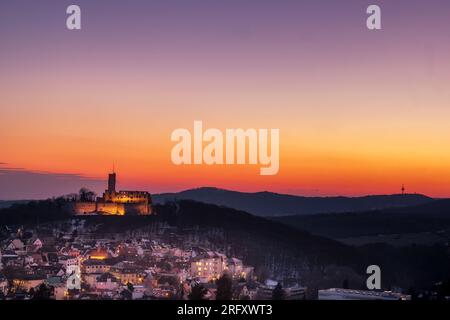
left=110, top=262, right=145, bottom=285
left=82, top=259, right=111, bottom=274
left=190, top=251, right=227, bottom=283
left=95, top=273, right=119, bottom=292
left=7, top=239, right=25, bottom=253
left=12, top=273, right=46, bottom=292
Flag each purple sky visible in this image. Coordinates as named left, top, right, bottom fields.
left=1, top=1, right=450, bottom=199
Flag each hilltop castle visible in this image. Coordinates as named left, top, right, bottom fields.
left=72, top=172, right=152, bottom=216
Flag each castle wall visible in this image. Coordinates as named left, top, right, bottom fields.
left=96, top=202, right=125, bottom=215
left=124, top=203, right=151, bottom=215
left=71, top=202, right=97, bottom=215
left=70, top=201, right=151, bottom=216
left=103, top=190, right=151, bottom=204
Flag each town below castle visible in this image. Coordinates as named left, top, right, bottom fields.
left=0, top=220, right=411, bottom=300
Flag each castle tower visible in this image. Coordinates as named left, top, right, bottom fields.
left=108, top=172, right=116, bottom=192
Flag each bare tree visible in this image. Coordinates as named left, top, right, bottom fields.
left=79, top=188, right=96, bottom=202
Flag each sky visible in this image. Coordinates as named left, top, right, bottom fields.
left=1, top=0, right=450, bottom=199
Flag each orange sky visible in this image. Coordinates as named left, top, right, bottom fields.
left=1, top=1, right=450, bottom=198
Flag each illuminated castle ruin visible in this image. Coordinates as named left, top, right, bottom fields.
left=72, top=171, right=152, bottom=216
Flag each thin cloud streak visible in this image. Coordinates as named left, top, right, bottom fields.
left=0, top=164, right=105, bottom=200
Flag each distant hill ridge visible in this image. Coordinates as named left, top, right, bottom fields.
left=154, top=187, right=434, bottom=217
left=272, top=199, right=450, bottom=240
left=0, top=200, right=31, bottom=209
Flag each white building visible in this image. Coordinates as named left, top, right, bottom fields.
left=32, top=238, right=43, bottom=250
left=256, top=280, right=306, bottom=300
left=318, top=288, right=411, bottom=300
left=95, top=273, right=119, bottom=291
left=65, top=257, right=81, bottom=275
left=191, top=251, right=227, bottom=283
left=131, top=285, right=146, bottom=299
left=285, top=286, right=307, bottom=300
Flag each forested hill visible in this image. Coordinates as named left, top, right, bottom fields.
left=273, top=199, right=450, bottom=239
left=154, top=187, right=433, bottom=216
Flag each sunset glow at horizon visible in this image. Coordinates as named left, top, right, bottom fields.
left=1, top=0, right=450, bottom=199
